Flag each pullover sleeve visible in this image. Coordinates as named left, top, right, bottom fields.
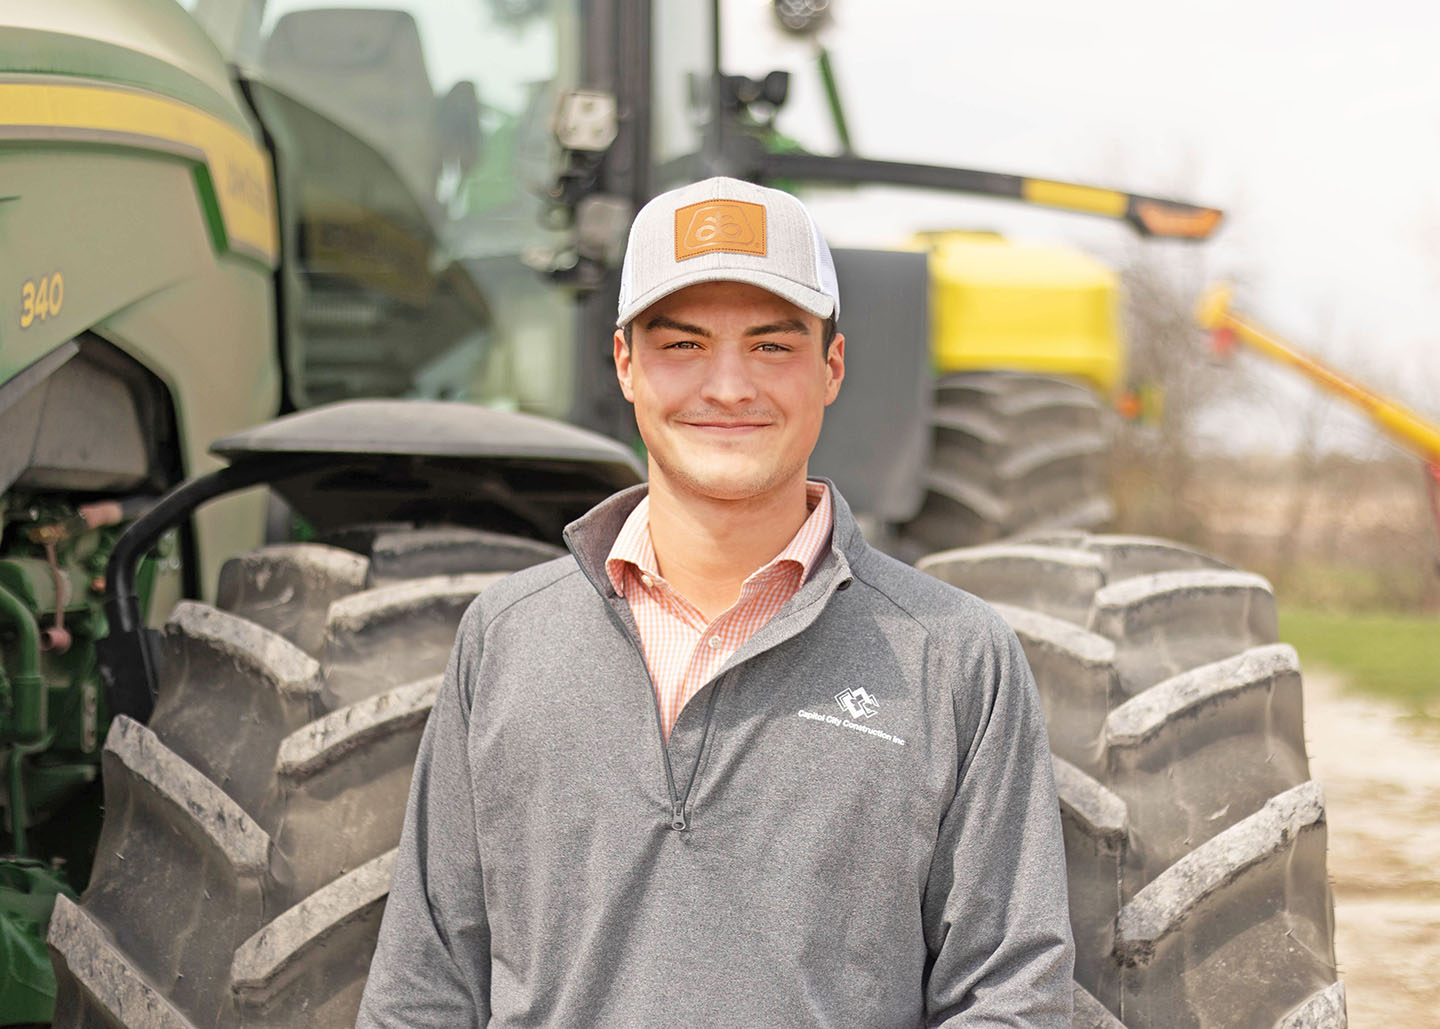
left=357, top=601, right=490, bottom=1028
left=923, top=614, right=1075, bottom=1027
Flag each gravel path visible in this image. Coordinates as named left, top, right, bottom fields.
left=1304, top=668, right=1440, bottom=1027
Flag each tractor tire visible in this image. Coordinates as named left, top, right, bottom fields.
left=47, top=531, right=558, bottom=1028
left=903, top=370, right=1114, bottom=552
left=919, top=533, right=1345, bottom=1028
left=50, top=528, right=1343, bottom=1027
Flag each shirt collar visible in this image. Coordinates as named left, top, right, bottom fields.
left=604, top=481, right=833, bottom=597
left=771, top=480, right=832, bottom=583
left=604, top=495, right=658, bottom=596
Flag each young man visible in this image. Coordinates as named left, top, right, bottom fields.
left=359, top=177, right=1074, bottom=1026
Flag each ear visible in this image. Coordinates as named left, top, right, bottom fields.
left=613, top=329, right=635, bottom=403
left=823, top=333, right=845, bottom=406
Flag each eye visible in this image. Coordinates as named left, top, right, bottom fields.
left=662, top=340, right=701, bottom=350
left=754, top=341, right=793, bottom=353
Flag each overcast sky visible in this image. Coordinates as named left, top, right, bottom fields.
left=721, top=0, right=1440, bottom=456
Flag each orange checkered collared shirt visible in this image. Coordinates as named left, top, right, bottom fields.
left=605, top=481, right=834, bottom=740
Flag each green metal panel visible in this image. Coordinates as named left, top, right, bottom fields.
left=0, top=145, right=280, bottom=519
left=0, top=859, right=77, bottom=1023
left=1, top=0, right=247, bottom=127
left=0, top=148, right=224, bottom=377
left=0, top=10, right=281, bottom=599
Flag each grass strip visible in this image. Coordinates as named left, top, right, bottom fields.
left=1280, top=607, right=1440, bottom=713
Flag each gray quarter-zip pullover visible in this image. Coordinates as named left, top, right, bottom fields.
left=359, top=484, right=1074, bottom=1027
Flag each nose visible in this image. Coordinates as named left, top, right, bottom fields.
left=698, top=346, right=758, bottom=407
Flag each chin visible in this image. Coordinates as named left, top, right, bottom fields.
left=662, top=462, right=796, bottom=502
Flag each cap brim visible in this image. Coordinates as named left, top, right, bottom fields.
left=617, top=268, right=836, bottom=327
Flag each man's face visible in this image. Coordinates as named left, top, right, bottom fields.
left=613, top=280, right=845, bottom=504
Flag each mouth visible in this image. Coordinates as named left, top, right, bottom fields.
left=681, top=421, right=772, bottom=434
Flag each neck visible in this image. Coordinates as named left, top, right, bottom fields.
left=646, top=472, right=811, bottom=622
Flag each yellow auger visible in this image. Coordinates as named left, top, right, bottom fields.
left=1197, top=284, right=1440, bottom=542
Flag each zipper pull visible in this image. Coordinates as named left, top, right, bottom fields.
left=670, top=803, right=687, bottom=831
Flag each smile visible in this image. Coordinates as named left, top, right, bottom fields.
left=682, top=422, right=772, bottom=434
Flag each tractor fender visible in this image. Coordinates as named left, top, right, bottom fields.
left=210, top=399, right=644, bottom=542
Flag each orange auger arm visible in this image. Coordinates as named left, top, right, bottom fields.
left=1197, top=285, right=1440, bottom=541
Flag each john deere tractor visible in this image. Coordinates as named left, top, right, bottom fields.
left=1, top=1, right=1341, bottom=1025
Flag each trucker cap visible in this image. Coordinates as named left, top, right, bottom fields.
left=616, top=176, right=840, bottom=327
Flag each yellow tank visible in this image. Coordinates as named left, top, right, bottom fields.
left=921, top=231, right=1123, bottom=395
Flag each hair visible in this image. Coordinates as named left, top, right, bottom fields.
left=622, top=314, right=838, bottom=353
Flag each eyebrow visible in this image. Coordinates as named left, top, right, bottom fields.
left=644, top=315, right=711, bottom=337
left=743, top=319, right=809, bottom=337
left=642, top=315, right=811, bottom=338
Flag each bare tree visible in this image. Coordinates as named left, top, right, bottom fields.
left=1108, top=236, right=1261, bottom=543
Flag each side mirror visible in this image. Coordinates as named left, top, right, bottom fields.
left=436, top=80, right=481, bottom=176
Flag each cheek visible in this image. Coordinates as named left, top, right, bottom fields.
left=634, top=362, right=693, bottom=411
left=628, top=370, right=683, bottom=439
left=788, top=374, right=831, bottom=417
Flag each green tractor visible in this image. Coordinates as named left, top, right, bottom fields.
left=1, top=1, right=1342, bottom=1025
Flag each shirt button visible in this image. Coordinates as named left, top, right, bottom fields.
left=707, top=636, right=721, bottom=650
left=641, top=574, right=654, bottom=588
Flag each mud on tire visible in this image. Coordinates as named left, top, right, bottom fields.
left=920, top=533, right=1345, bottom=1028
left=48, top=531, right=558, bottom=1027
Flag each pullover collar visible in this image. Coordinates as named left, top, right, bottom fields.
left=565, top=479, right=863, bottom=686
left=603, top=480, right=833, bottom=599
left=564, top=478, right=864, bottom=607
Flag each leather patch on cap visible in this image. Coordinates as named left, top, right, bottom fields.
left=674, top=199, right=767, bottom=261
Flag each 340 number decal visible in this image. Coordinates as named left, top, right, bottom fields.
left=19, top=272, right=64, bottom=329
